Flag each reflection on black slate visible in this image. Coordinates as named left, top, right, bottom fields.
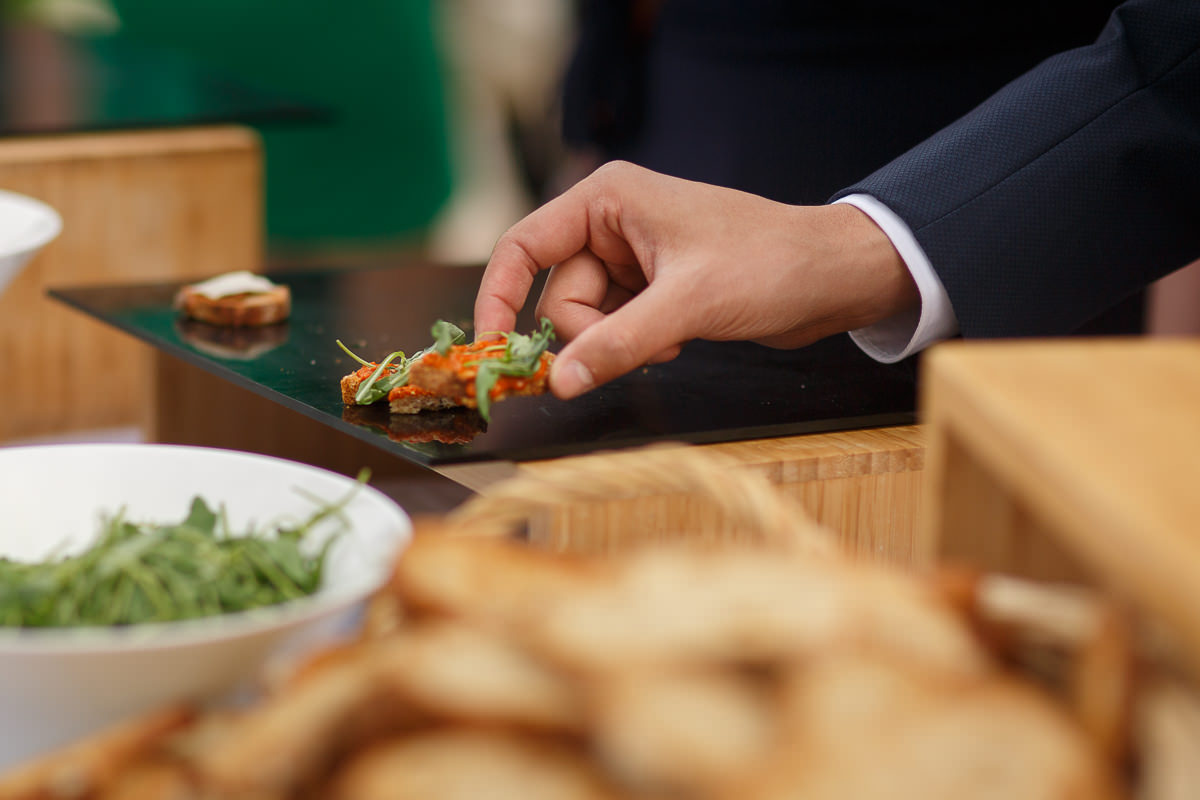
left=50, top=262, right=916, bottom=466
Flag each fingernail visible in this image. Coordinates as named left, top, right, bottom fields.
left=554, top=358, right=595, bottom=398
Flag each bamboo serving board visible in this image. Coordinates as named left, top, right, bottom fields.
left=438, top=424, right=926, bottom=564
left=0, top=127, right=262, bottom=442
left=919, top=337, right=1200, bottom=670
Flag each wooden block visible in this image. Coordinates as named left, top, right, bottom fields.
left=921, top=423, right=1085, bottom=583
left=479, top=425, right=927, bottom=564
left=0, top=126, right=262, bottom=441
left=919, top=338, right=1200, bottom=670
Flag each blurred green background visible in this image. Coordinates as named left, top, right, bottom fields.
left=107, top=0, right=452, bottom=250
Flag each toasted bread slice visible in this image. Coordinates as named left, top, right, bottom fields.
left=0, top=705, right=195, bottom=799
left=341, top=365, right=394, bottom=405
left=329, top=730, right=619, bottom=800
left=407, top=341, right=554, bottom=410
left=387, top=384, right=461, bottom=415
left=176, top=275, right=290, bottom=328
left=340, top=365, right=461, bottom=413
left=339, top=320, right=553, bottom=417
left=737, top=654, right=1122, bottom=800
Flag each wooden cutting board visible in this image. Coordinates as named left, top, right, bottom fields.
left=919, top=337, right=1200, bottom=670
left=440, top=424, right=926, bottom=565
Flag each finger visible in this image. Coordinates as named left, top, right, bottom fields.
left=645, top=344, right=682, bottom=364
left=474, top=259, right=530, bottom=341
left=474, top=175, right=633, bottom=335
left=473, top=197, right=585, bottom=336
left=537, top=257, right=641, bottom=344
left=535, top=251, right=612, bottom=341
left=549, top=285, right=690, bottom=399
left=597, top=283, right=638, bottom=314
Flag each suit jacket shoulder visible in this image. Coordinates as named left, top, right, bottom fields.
left=834, top=0, right=1200, bottom=338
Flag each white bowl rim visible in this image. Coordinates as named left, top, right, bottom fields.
left=0, top=189, right=63, bottom=257
left=0, top=442, right=410, bottom=655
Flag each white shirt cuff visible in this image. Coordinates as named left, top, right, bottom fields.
left=833, top=193, right=960, bottom=363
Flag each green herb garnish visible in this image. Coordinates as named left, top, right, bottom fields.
left=470, top=317, right=555, bottom=422
left=432, top=319, right=465, bottom=356
left=336, top=341, right=408, bottom=405
left=0, top=472, right=367, bottom=629
left=337, top=321, right=466, bottom=405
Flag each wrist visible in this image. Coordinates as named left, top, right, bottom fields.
left=818, top=203, right=920, bottom=331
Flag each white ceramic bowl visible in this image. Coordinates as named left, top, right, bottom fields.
left=0, top=443, right=411, bottom=770
left=0, top=189, right=62, bottom=296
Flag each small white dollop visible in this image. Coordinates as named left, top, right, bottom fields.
left=188, top=271, right=278, bottom=299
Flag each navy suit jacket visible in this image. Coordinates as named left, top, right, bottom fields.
left=563, top=0, right=1152, bottom=336
left=833, top=0, right=1200, bottom=339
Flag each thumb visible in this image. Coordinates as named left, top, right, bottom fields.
left=549, top=286, right=689, bottom=399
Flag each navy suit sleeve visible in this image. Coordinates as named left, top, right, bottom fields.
left=832, top=0, right=1200, bottom=338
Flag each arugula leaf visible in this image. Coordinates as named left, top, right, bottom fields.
left=181, top=496, right=218, bottom=536
left=338, top=322, right=467, bottom=405
left=470, top=317, right=556, bottom=422
left=337, top=339, right=409, bottom=404
left=0, top=472, right=368, bottom=628
left=506, top=317, right=555, bottom=365
left=474, top=363, right=502, bottom=422
left=431, top=320, right=466, bottom=356
left=355, top=350, right=409, bottom=405
left=335, top=339, right=373, bottom=368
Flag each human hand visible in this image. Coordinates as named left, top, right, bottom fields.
left=475, top=161, right=917, bottom=399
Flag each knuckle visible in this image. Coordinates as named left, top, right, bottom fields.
left=489, top=229, right=519, bottom=261
left=492, top=233, right=541, bottom=278
left=589, top=160, right=642, bottom=198
left=593, top=159, right=635, bottom=180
